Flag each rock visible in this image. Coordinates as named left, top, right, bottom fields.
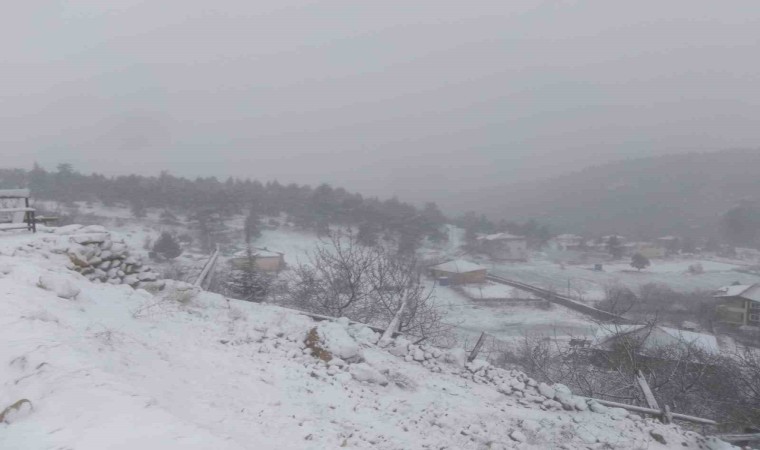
left=315, top=321, right=363, bottom=363
left=576, top=429, right=598, bottom=444
left=88, top=257, right=102, bottom=266
left=79, top=225, right=107, bottom=234
left=100, top=239, right=113, bottom=251
left=54, top=224, right=84, bottom=235
left=67, top=247, right=90, bottom=267
left=607, top=407, right=629, bottom=419
left=137, top=272, right=158, bottom=282
left=137, top=280, right=166, bottom=292
left=649, top=431, right=666, bottom=445
left=100, top=250, right=113, bottom=260
left=327, top=358, right=346, bottom=368
left=99, top=260, right=112, bottom=271
left=412, top=347, right=425, bottom=362
left=334, top=372, right=352, bottom=384
left=538, top=382, right=556, bottom=399
left=466, top=359, right=489, bottom=373
left=542, top=399, right=562, bottom=410
left=442, top=348, right=467, bottom=368
left=588, top=401, right=608, bottom=414
left=388, top=338, right=411, bottom=357
left=93, top=269, right=107, bottom=280
left=349, top=363, right=388, bottom=386
left=509, top=430, right=526, bottom=443
left=38, top=273, right=80, bottom=299
left=123, top=274, right=139, bottom=286
left=70, top=233, right=109, bottom=244
left=111, top=243, right=128, bottom=257
left=573, top=397, right=588, bottom=411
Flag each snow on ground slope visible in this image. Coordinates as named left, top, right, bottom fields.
left=0, top=230, right=735, bottom=449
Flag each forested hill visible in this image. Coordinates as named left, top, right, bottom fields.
left=0, top=165, right=447, bottom=251
left=471, top=149, right=760, bottom=239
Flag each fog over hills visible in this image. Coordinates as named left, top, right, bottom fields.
left=448, top=148, right=760, bottom=239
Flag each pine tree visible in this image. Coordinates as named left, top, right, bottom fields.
left=152, top=232, right=182, bottom=260
left=630, top=252, right=650, bottom=271
left=226, top=247, right=270, bottom=302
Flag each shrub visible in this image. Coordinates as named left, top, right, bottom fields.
left=152, top=232, right=182, bottom=260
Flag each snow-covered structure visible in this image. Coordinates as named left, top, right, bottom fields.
left=714, top=283, right=760, bottom=326
left=429, top=259, right=487, bottom=284
left=594, top=325, right=720, bottom=357
left=475, top=232, right=528, bottom=261
left=552, top=234, right=584, bottom=251
left=229, top=247, right=285, bottom=272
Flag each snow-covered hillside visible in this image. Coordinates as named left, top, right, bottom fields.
left=0, top=228, right=736, bottom=449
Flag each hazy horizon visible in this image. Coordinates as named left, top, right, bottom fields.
left=3, top=1, right=760, bottom=211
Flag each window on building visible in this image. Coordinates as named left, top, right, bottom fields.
left=750, top=313, right=760, bottom=323
left=749, top=301, right=760, bottom=310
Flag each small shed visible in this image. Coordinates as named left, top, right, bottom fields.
left=429, top=259, right=487, bottom=285
left=229, top=248, right=286, bottom=272
left=476, top=232, right=528, bottom=261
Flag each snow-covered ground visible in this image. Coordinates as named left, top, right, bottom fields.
left=433, top=283, right=595, bottom=342
left=0, top=228, right=735, bottom=450
left=483, top=257, right=760, bottom=303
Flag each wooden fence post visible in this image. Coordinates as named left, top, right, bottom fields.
left=635, top=370, right=660, bottom=410
left=468, top=332, right=487, bottom=363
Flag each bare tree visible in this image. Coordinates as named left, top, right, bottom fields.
left=286, top=230, right=449, bottom=343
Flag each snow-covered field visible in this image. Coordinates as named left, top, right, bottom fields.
left=484, top=257, right=760, bottom=303
left=0, top=228, right=735, bottom=450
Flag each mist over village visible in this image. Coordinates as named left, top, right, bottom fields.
left=2, top=2, right=760, bottom=449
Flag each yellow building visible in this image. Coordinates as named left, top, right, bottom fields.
left=229, top=248, right=286, bottom=272
left=429, top=260, right=488, bottom=285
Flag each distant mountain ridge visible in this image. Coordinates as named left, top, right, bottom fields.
left=472, top=149, right=760, bottom=239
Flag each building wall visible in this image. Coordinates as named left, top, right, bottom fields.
left=254, top=256, right=285, bottom=272
left=749, top=301, right=760, bottom=324
left=636, top=245, right=666, bottom=259
left=717, top=298, right=749, bottom=325
left=230, top=255, right=285, bottom=272
left=430, top=269, right=487, bottom=284
left=484, top=240, right=528, bottom=260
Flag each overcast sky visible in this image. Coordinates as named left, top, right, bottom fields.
left=2, top=1, right=759, bottom=209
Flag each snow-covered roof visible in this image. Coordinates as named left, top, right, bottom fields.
left=595, top=325, right=719, bottom=355
left=554, top=234, right=582, bottom=240
left=714, top=283, right=760, bottom=302
left=430, top=259, right=486, bottom=273
left=476, top=232, right=525, bottom=241
left=0, top=189, right=30, bottom=198
left=232, top=248, right=283, bottom=258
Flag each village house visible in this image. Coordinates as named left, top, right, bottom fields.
left=632, top=242, right=666, bottom=259
left=735, top=247, right=760, bottom=263
left=475, top=232, right=528, bottom=261
left=229, top=248, right=286, bottom=272
left=429, top=259, right=488, bottom=285
left=713, top=283, right=760, bottom=327
left=552, top=234, right=584, bottom=251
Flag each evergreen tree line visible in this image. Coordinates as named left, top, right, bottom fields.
left=0, top=164, right=448, bottom=251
